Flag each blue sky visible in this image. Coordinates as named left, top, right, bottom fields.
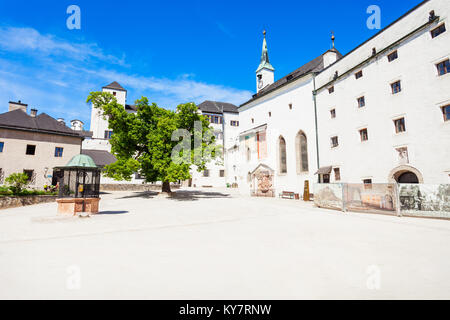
left=0, top=0, right=423, bottom=127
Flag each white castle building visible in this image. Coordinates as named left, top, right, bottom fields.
left=190, top=101, right=240, bottom=188
left=237, top=0, right=450, bottom=197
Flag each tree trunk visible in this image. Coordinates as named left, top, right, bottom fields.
left=162, top=181, right=171, bottom=193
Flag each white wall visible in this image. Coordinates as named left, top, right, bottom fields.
left=238, top=75, right=319, bottom=196
left=315, top=0, right=450, bottom=184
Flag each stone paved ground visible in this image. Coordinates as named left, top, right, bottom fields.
left=0, top=188, right=449, bottom=299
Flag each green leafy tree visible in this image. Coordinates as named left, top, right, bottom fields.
left=87, top=92, right=219, bottom=193
left=5, top=173, right=29, bottom=195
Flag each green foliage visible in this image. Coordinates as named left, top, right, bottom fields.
left=86, top=92, right=219, bottom=191
left=5, top=173, right=29, bottom=195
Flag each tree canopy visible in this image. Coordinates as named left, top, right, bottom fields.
left=87, top=92, right=220, bottom=192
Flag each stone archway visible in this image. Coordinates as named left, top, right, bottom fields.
left=388, top=165, right=424, bottom=184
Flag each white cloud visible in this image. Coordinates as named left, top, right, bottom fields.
left=0, top=26, right=127, bottom=66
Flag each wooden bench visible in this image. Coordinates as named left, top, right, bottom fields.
left=280, top=191, right=298, bottom=199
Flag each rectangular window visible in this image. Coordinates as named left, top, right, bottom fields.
left=431, top=24, right=446, bottom=38
left=388, top=50, right=398, bottom=62
left=357, top=96, right=366, bottom=108
left=355, top=70, right=363, bottom=79
left=363, top=179, right=373, bottom=189
left=330, top=109, right=336, bottom=119
left=442, top=105, right=450, bottom=121
left=219, top=170, right=225, bottom=177
left=394, top=118, right=406, bottom=133
left=54, top=147, right=64, bottom=157
left=203, top=169, right=210, bottom=177
left=26, top=145, right=36, bottom=155
left=23, top=170, right=34, bottom=183
left=331, top=136, right=339, bottom=148
left=0, top=141, right=4, bottom=153
left=328, top=86, right=334, bottom=94
left=334, top=168, right=341, bottom=181
left=391, top=81, right=402, bottom=94
left=104, top=130, right=113, bottom=139
left=230, top=120, right=239, bottom=127
left=359, top=128, right=369, bottom=142
left=436, top=59, right=450, bottom=76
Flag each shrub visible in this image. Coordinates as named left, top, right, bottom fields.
left=5, top=173, right=29, bottom=195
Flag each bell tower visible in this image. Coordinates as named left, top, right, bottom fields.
left=256, top=30, right=275, bottom=93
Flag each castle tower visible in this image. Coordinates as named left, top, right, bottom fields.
left=256, top=30, right=275, bottom=93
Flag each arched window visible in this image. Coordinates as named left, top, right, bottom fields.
left=279, top=136, right=287, bottom=174
left=296, top=131, right=309, bottom=173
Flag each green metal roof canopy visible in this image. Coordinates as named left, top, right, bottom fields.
left=65, top=154, right=97, bottom=168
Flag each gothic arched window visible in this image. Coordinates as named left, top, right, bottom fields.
left=279, top=136, right=287, bottom=174
left=296, top=131, right=309, bottom=173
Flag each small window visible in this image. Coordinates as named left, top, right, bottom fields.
left=363, top=179, right=373, bottom=189
left=431, top=24, right=446, bottom=38
left=113, top=91, right=117, bottom=96
left=26, top=145, right=36, bottom=155
left=251, top=118, right=254, bottom=124
left=330, top=109, right=336, bottom=119
left=436, top=59, right=450, bottom=76
left=230, top=120, right=239, bottom=127
left=355, top=70, right=363, bottom=79
left=0, top=142, right=4, bottom=153
left=104, top=130, right=113, bottom=139
left=441, top=105, right=450, bottom=121
left=394, top=118, right=406, bottom=133
left=334, top=168, right=341, bottom=181
left=219, top=170, right=225, bottom=177
left=359, top=128, right=368, bottom=142
left=328, top=86, right=334, bottom=94
left=289, top=104, right=293, bottom=110
left=54, top=147, right=64, bottom=157
left=357, top=96, right=366, bottom=108
left=203, top=170, right=210, bottom=177
left=268, top=112, right=272, bottom=117
left=331, top=136, right=339, bottom=148
left=23, top=170, right=34, bottom=183
left=391, top=81, right=402, bottom=94
left=388, top=50, right=398, bottom=62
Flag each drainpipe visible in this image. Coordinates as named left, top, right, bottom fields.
left=312, top=73, right=320, bottom=179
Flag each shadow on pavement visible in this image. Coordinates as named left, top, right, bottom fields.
left=118, top=191, right=158, bottom=199
left=97, top=210, right=129, bottom=215
left=169, top=190, right=231, bottom=201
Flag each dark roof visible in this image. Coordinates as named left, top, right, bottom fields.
left=240, top=49, right=342, bottom=107
left=9, top=101, right=28, bottom=106
left=197, top=101, right=239, bottom=114
left=81, top=149, right=117, bottom=167
left=103, top=81, right=126, bottom=92
left=125, top=104, right=138, bottom=112
left=79, top=130, right=93, bottom=138
left=0, top=109, right=82, bottom=137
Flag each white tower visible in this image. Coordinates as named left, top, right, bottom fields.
left=256, top=30, right=275, bottom=93
left=90, top=81, right=127, bottom=139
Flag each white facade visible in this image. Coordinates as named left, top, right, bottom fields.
left=315, top=0, right=450, bottom=184
left=191, top=104, right=241, bottom=188
left=237, top=0, right=450, bottom=198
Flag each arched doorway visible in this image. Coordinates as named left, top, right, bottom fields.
left=389, top=165, right=424, bottom=184
left=397, top=171, right=419, bottom=184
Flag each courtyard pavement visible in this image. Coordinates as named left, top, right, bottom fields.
left=0, top=188, right=449, bottom=299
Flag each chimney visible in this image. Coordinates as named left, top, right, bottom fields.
left=57, top=118, right=65, bottom=126
left=30, top=109, right=38, bottom=117
left=9, top=100, right=28, bottom=113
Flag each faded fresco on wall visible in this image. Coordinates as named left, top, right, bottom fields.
left=344, top=183, right=397, bottom=215
left=314, top=183, right=343, bottom=210
left=399, top=184, right=450, bottom=218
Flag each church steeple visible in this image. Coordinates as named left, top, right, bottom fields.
left=256, top=30, right=275, bottom=93
left=256, top=30, right=275, bottom=73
